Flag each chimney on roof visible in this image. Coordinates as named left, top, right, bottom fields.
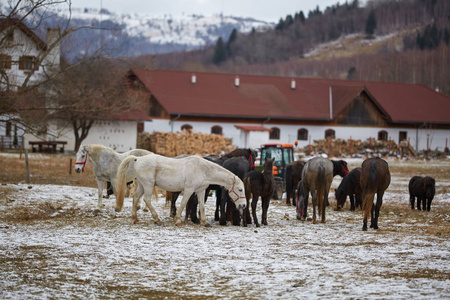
left=191, top=74, right=196, bottom=84
left=291, top=79, right=296, bottom=90
left=234, top=76, right=240, bottom=87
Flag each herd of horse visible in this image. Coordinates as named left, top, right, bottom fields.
left=75, top=144, right=436, bottom=231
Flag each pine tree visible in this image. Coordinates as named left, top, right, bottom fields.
left=365, top=10, right=377, bottom=37
left=226, top=29, right=238, bottom=57
left=212, top=37, right=227, bottom=65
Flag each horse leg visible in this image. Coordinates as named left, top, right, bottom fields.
left=188, top=194, right=200, bottom=224
left=132, top=183, right=144, bottom=224
left=362, top=193, right=373, bottom=231
left=350, top=195, right=355, bottom=211
left=419, top=196, right=425, bottom=211
left=370, top=192, right=383, bottom=230
left=175, top=189, right=194, bottom=226
left=252, top=193, right=260, bottom=227
left=95, top=180, right=104, bottom=211
left=261, top=196, right=270, bottom=226
left=219, top=188, right=228, bottom=226
left=311, top=190, right=317, bottom=224
left=426, top=198, right=432, bottom=212
left=170, top=192, right=180, bottom=218
left=215, top=188, right=221, bottom=222
left=142, top=185, right=161, bottom=225
left=409, top=194, right=415, bottom=210
left=292, top=188, right=297, bottom=207
left=196, top=190, right=210, bottom=227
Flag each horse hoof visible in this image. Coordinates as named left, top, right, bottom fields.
left=93, top=209, right=101, bottom=215
left=133, top=220, right=139, bottom=224
left=256, top=224, right=260, bottom=227
left=154, top=221, right=161, bottom=226
left=204, top=223, right=211, bottom=228
left=175, top=222, right=182, bottom=227
left=362, top=226, right=367, bottom=231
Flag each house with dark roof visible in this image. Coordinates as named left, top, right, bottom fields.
left=127, top=68, right=450, bottom=152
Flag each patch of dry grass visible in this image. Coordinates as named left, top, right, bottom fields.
left=0, top=153, right=96, bottom=187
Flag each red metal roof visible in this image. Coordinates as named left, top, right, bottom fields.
left=130, top=69, right=450, bottom=125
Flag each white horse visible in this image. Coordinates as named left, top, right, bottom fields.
left=74, top=144, right=153, bottom=211
left=116, top=154, right=247, bottom=227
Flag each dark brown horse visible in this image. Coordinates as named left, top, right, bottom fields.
left=409, top=176, right=435, bottom=211
left=335, top=167, right=362, bottom=211
left=243, top=158, right=275, bottom=227
left=360, top=157, right=390, bottom=231
left=285, top=160, right=305, bottom=206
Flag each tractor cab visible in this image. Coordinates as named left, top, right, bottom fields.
left=259, top=143, right=295, bottom=199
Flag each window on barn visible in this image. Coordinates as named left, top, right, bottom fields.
left=211, top=126, right=222, bottom=135
left=19, top=56, right=36, bottom=70
left=325, top=129, right=335, bottom=139
left=0, top=55, right=12, bottom=69
left=137, top=122, right=144, bottom=133
left=269, top=127, right=280, bottom=140
left=297, top=128, right=308, bottom=141
left=378, top=130, right=388, bottom=141
left=399, top=131, right=407, bottom=142
left=181, top=124, right=193, bottom=132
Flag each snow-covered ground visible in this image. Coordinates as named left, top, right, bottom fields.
left=1, top=159, right=449, bottom=299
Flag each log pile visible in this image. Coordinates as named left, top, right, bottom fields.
left=137, top=131, right=235, bottom=157
left=300, top=138, right=405, bottom=157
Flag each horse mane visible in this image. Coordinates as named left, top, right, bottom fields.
left=86, top=144, right=110, bottom=160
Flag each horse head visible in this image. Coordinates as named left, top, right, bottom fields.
left=228, top=176, right=246, bottom=214
left=75, top=145, right=89, bottom=173
left=334, top=160, right=349, bottom=177
left=334, top=188, right=346, bottom=210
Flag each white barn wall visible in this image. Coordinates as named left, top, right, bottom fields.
left=80, top=121, right=138, bottom=152
left=145, top=119, right=449, bottom=152
left=24, top=120, right=138, bottom=153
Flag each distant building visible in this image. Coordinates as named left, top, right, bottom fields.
left=0, top=19, right=147, bottom=152
left=127, top=69, right=450, bottom=152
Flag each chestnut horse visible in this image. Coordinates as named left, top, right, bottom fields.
left=360, top=157, right=391, bottom=231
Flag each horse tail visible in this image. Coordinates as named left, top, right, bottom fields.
left=116, top=156, right=138, bottom=212
left=316, top=165, right=326, bottom=218
left=362, top=161, right=378, bottom=215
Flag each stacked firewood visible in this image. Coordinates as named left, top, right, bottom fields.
left=301, top=138, right=404, bottom=157
left=137, top=131, right=235, bottom=157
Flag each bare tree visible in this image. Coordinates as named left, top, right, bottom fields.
left=44, top=58, right=148, bottom=150
left=0, top=0, right=131, bottom=144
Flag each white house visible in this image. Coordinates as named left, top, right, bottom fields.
left=0, top=19, right=145, bottom=152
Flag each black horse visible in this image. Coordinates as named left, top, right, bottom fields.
left=360, top=157, right=391, bottom=231
left=169, top=148, right=257, bottom=224
left=243, top=158, right=275, bottom=227
left=409, top=176, right=435, bottom=211
left=219, top=156, right=252, bottom=225
left=285, top=160, right=305, bottom=206
left=335, top=167, right=362, bottom=211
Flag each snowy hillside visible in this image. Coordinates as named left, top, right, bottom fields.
left=54, top=7, right=274, bottom=57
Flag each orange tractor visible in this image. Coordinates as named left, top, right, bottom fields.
left=258, top=143, right=295, bottom=199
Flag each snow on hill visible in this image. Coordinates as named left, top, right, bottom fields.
left=57, top=7, right=274, bottom=57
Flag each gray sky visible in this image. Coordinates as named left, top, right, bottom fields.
left=70, top=0, right=365, bottom=23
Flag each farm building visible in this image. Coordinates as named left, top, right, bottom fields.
left=0, top=18, right=148, bottom=153
left=127, top=69, right=450, bottom=152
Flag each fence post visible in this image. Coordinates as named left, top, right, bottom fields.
left=69, top=158, right=72, bottom=175
left=25, top=149, right=30, bottom=184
